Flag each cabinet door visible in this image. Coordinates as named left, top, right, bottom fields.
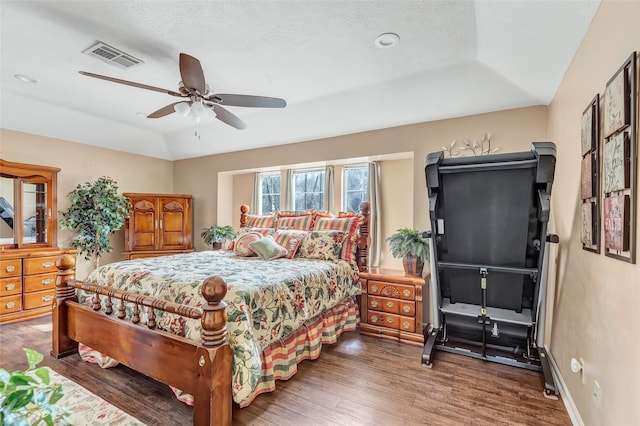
left=128, top=197, right=158, bottom=251
left=158, top=197, right=192, bottom=250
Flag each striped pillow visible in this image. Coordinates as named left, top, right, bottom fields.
left=274, top=230, right=307, bottom=259
left=276, top=215, right=314, bottom=231
left=245, top=214, right=276, bottom=228
left=313, top=216, right=361, bottom=263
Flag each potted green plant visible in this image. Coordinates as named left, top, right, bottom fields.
left=0, top=348, right=72, bottom=425
left=201, top=225, right=236, bottom=250
left=385, top=228, right=430, bottom=276
left=60, top=176, right=130, bottom=270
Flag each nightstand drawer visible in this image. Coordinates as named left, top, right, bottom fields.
left=23, top=289, right=55, bottom=310
left=24, top=273, right=57, bottom=292
left=368, top=311, right=399, bottom=329
left=24, top=256, right=58, bottom=275
left=399, top=317, right=416, bottom=333
left=1, top=294, right=22, bottom=314
left=368, top=280, right=415, bottom=300
left=0, top=259, right=22, bottom=278
left=0, top=277, right=22, bottom=296
left=368, top=295, right=416, bottom=316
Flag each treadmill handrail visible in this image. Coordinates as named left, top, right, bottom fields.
left=437, top=159, right=538, bottom=174
left=437, top=261, right=538, bottom=276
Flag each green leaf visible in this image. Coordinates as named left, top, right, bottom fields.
left=48, top=385, right=64, bottom=405
left=34, top=367, right=50, bottom=385
left=24, top=348, right=43, bottom=370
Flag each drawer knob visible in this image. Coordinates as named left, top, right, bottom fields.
left=403, top=289, right=411, bottom=297
left=403, top=306, right=410, bottom=313
left=386, top=301, right=394, bottom=308
left=41, top=278, right=53, bottom=285
left=42, top=295, right=53, bottom=302
left=6, top=283, right=15, bottom=291
left=371, top=315, right=378, bottom=323
left=5, top=265, right=15, bottom=273
left=6, top=302, right=15, bottom=309
left=386, top=317, right=394, bottom=324
left=42, top=261, right=54, bottom=268
left=403, top=322, right=411, bottom=329
left=371, top=285, right=378, bottom=293
left=371, top=300, right=378, bottom=308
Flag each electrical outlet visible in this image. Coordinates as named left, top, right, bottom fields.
left=593, top=380, right=601, bottom=408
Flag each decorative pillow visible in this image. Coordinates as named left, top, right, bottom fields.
left=233, top=232, right=262, bottom=257
left=276, top=215, right=314, bottom=231
left=274, top=229, right=307, bottom=259
left=311, top=210, right=334, bottom=227
left=297, top=231, right=345, bottom=262
left=250, top=235, right=289, bottom=260
left=245, top=214, right=276, bottom=228
left=237, top=227, right=276, bottom=237
left=313, top=216, right=361, bottom=263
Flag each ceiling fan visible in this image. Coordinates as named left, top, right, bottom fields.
left=79, top=53, right=286, bottom=129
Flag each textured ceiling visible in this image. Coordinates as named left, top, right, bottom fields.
left=0, top=1, right=600, bottom=160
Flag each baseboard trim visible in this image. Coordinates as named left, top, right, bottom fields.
left=547, top=349, right=584, bottom=426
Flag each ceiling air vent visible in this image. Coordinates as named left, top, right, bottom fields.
left=82, top=41, right=144, bottom=70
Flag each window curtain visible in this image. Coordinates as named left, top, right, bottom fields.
left=324, top=165, right=334, bottom=212
left=251, top=173, right=260, bottom=215
left=367, top=162, right=382, bottom=268
left=284, top=169, right=294, bottom=211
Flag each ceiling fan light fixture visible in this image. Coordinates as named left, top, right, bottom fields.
left=374, top=32, right=399, bottom=48
left=191, top=102, right=206, bottom=117
left=174, top=102, right=191, bottom=117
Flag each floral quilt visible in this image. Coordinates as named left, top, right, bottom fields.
left=81, top=250, right=361, bottom=405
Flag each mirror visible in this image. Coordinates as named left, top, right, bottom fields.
left=0, top=176, right=15, bottom=244
left=0, top=159, right=59, bottom=249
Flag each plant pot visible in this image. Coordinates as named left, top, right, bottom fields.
left=212, top=242, right=223, bottom=250
left=403, top=255, right=424, bottom=277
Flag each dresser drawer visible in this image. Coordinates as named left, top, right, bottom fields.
left=367, top=311, right=399, bottom=329
left=23, top=289, right=55, bottom=310
left=0, top=259, right=22, bottom=278
left=24, top=273, right=57, bottom=293
left=0, top=277, right=22, bottom=296
left=368, top=295, right=416, bottom=315
left=398, top=316, right=416, bottom=333
left=0, top=294, right=22, bottom=314
left=368, top=280, right=415, bottom=300
left=24, top=256, right=58, bottom=275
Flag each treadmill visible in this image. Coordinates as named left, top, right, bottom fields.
left=422, top=142, right=559, bottom=399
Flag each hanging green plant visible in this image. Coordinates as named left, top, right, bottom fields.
left=0, top=348, right=72, bottom=426
left=60, top=176, right=130, bottom=269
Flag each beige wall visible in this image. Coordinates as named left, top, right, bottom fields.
left=0, top=129, right=174, bottom=279
left=547, top=1, right=640, bottom=424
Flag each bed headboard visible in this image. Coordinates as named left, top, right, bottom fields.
left=239, top=203, right=370, bottom=271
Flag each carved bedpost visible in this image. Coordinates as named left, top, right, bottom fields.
left=51, top=254, right=79, bottom=359
left=240, top=204, right=250, bottom=228
left=193, top=275, right=232, bottom=426
left=357, top=201, right=371, bottom=272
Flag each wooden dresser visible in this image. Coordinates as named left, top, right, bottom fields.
left=123, top=193, right=194, bottom=260
left=359, top=268, right=428, bottom=347
left=1, top=248, right=77, bottom=324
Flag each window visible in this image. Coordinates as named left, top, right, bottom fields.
left=293, top=169, right=325, bottom=211
left=343, top=166, right=368, bottom=213
left=259, top=172, right=280, bottom=215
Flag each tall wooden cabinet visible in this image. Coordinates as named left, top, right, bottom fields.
left=122, top=193, right=193, bottom=260
left=0, top=159, right=76, bottom=324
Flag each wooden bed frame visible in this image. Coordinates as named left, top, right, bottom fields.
left=52, top=203, right=370, bottom=426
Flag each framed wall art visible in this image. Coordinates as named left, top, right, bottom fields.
left=580, top=94, right=600, bottom=253
left=602, top=52, right=636, bottom=263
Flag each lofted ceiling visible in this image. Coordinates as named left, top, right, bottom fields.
left=0, top=1, right=600, bottom=160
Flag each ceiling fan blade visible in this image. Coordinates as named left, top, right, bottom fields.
left=179, top=53, right=206, bottom=94
left=78, top=71, right=183, bottom=97
left=148, top=102, right=184, bottom=118
left=212, top=104, right=247, bottom=129
left=213, top=94, right=287, bottom=108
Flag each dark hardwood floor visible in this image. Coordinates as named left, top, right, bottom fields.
left=0, top=316, right=570, bottom=425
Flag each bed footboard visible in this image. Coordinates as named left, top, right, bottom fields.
left=51, top=254, right=232, bottom=426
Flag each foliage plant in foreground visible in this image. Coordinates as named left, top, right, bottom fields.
left=0, top=348, right=72, bottom=426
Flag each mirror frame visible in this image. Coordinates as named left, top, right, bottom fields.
left=0, top=159, right=60, bottom=250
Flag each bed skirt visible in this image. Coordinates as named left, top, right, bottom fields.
left=79, top=295, right=360, bottom=408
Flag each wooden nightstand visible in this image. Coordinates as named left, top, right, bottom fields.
left=359, top=268, right=427, bottom=347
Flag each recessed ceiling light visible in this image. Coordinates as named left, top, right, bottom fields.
left=14, top=74, right=38, bottom=83
left=374, top=33, right=399, bottom=48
